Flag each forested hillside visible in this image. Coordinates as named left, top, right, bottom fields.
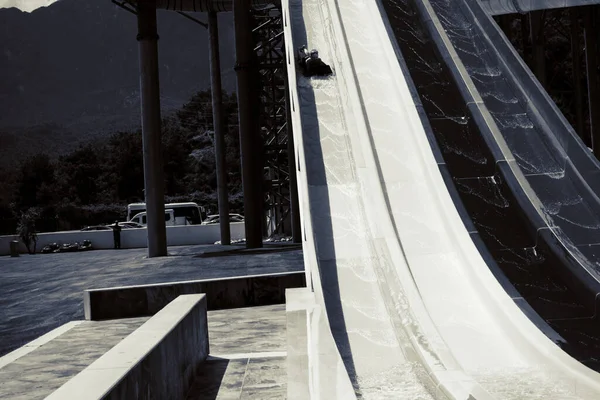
left=0, top=90, right=242, bottom=234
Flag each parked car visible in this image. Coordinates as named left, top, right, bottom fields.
left=201, top=213, right=245, bottom=225
left=106, top=222, right=145, bottom=229
left=80, top=225, right=112, bottom=231
left=128, top=209, right=176, bottom=227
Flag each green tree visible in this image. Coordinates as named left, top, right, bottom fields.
left=16, top=208, right=40, bottom=254
left=56, top=144, right=102, bottom=205
left=104, top=131, right=144, bottom=202
left=162, top=115, right=192, bottom=196
left=16, top=154, right=56, bottom=209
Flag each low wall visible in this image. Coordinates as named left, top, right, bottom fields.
left=286, top=288, right=314, bottom=400
left=46, top=294, right=209, bottom=400
left=0, top=222, right=245, bottom=256
left=84, top=271, right=307, bottom=320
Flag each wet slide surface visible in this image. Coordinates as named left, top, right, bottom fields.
left=379, top=0, right=600, bottom=370
left=438, top=0, right=600, bottom=364
left=289, top=0, right=600, bottom=398
left=288, top=0, right=433, bottom=397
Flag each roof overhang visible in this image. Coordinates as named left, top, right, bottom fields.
left=0, top=0, right=278, bottom=13
left=481, top=0, right=600, bottom=15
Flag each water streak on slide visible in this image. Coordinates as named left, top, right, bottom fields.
left=284, top=0, right=600, bottom=398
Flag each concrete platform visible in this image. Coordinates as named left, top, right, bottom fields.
left=0, top=304, right=287, bottom=400
left=186, top=304, right=287, bottom=399
left=0, top=243, right=303, bottom=357
left=47, top=294, right=208, bottom=400
left=0, top=317, right=149, bottom=400
left=186, top=357, right=287, bottom=400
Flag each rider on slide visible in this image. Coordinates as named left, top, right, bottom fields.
left=298, top=45, right=333, bottom=77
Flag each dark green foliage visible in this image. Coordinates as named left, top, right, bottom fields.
left=16, top=154, right=56, bottom=208
left=16, top=208, right=39, bottom=254
left=56, top=144, right=102, bottom=205
left=0, top=89, right=242, bottom=234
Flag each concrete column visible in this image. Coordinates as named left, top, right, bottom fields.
left=234, top=0, right=263, bottom=248
left=571, top=8, right=585, bottom=139
left=529, top=10, right=546, bottom=88
left=137, top=0, right=167, bottom=257
left=208, top=11, right=231, bottom=246
left=585, top=7, right=600, bottom=153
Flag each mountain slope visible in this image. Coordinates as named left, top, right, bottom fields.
left=0, top=0, right=236, bottom=166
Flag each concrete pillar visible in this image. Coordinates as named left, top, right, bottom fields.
left=584, top=7, right=600, bottom=153
left=234, top=0, right=263, bottom=248
left=529, top=10, right=546, bottom=88
left=571, top=8, right=585, bottom=139
left=208, top=11, right=231, bottom=246
left=137, top=0, right=167, bottom=257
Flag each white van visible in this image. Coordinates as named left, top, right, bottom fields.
left=126, top=202, right=204, bottom=225
left=129, top=209, right=176, bottom=226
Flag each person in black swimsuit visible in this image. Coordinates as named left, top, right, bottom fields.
left=112, top=220, right=122, bottom=249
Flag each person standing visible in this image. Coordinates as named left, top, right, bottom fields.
left=112, top=220, right=122, bottom=249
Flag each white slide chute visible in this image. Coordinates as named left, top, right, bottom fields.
left=284, top=0, right=600, bottom=398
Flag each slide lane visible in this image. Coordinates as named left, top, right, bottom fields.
left=284, top=0, right=432, bottom=397
left=394, top=0, right=600, bottom=371
left=377, top=0, right=600, bottom=395
left=336, top=0, right=600, bottom=398
left=287, top=0, right=600, bottom=397
left=455, top=0, right=600, bottom=360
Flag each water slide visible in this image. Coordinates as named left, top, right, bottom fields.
left=284, top=0, right=600, bottom=398
left=401, top=0, right=600, bottom=366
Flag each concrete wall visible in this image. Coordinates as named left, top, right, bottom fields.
left=286, top=288, right=314, bottom=400
left=46, top=294, right=209, bottom=400
left=0, top=223, right=245, bottom=256
left=84, top=271, right=306, bottom=320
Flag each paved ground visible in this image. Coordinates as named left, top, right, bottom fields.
left=0, top=305, right=287, bottom=400
left=0, top=244, right=303, bottom=357
left=0, top=317, right=148, bottom=400
left=187, top=305, right=287, bottom=400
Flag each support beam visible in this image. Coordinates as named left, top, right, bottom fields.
left=234, top=0, right=264, bottom=248
left=137, top=0, right=167, bottom=257
left=585, top=6, right=600, bottom=154
left=208, top=11, right=231, bottom=246
left=571, top=8, right=585, bottom=140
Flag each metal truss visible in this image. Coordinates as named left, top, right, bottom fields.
left=112, top=0, right=208, bottom=27
left=251, top=4, right=292, bottom=238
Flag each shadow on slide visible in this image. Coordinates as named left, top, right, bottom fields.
left=293, top=4, right=363, bottom=396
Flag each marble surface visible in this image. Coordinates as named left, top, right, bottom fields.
left=0, top=317, right=148, bottom=400
left=186, top=305, right=287, bottom=399
left=46, top=294, right=208, bottom=400
left=2, top=304, right=285, bottom=400
left=207, top=305, right=286, bottom=356
left=186, top=357, right=287, bottom=400
left=0, top=243, right=304, bottom=357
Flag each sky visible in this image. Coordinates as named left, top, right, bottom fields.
left=0, top=0, right=60, bottom=12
